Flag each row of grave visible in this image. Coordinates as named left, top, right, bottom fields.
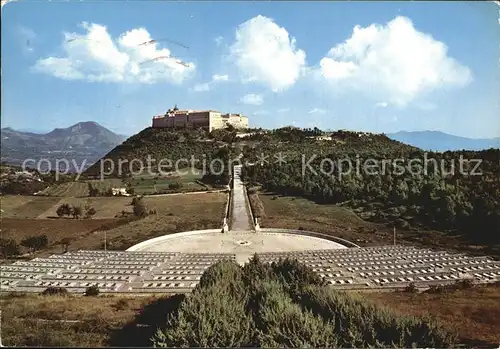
left=1, top=246, right=499, bottom=293
left=0, top=250, right=235, bottom=293
left=258, top=246, right=500, bottom=288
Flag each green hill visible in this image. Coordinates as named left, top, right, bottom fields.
left=84, top=127, right=230, bottom=178
left=240, top=128, right=500, bottom=248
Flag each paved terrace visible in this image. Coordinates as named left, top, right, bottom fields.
left=229, top=165, right=253, bottom=231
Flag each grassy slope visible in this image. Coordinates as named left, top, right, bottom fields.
left=257, top=191, right=499, bottom=256
left=0, top=293, right=160, bottom=347
left=365, top=283, right=500, bottom=346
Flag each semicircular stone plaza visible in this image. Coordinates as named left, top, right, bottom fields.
left=127, top=231, right=348, bottom=254
left=1, top=165, right=499, bottom=294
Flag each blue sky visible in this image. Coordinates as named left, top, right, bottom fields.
left=2, top=1, right=499, bottom=138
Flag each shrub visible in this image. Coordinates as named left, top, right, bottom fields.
left=454, top=279, right=474, bottom=290
left=84, top=285, right=100, bottom=296
left=113, top=298, right=129, bottom=310
left=426, top=284, right=446, bottom=294
left=152, top=258, right=456, bottom=348
left=168, top=182, right=182, bottom=190
left=404, top=282, right=418, bottom=293
left=0, top=238, right=21, bottom=258
left=41, top=286, right=69, bottom=296
left=84, top=206, right=96, bottom=219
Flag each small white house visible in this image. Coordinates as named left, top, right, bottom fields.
left=111, top=188, right=130, bottom=196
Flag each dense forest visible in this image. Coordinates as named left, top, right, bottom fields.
left=240, top=127, right=500, bottom=244
left=149, top=257, right=455, bottom=347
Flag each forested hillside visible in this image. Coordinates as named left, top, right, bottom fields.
left=241, top=128, right=500, bottom=245
left=84, top=127, right=234, bottom=178
left=84, top=125, right=499, bottom=245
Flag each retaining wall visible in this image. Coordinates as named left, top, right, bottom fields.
left=244, top=187, right=256, bottom=230
left=259, top=228, right=360, bottom=248
left=126, top=229, right=222, bottom=251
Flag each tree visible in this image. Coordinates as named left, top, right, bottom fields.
left=0, top=238, right=21, bottom=259
left=85, top=285, right=100, bottom=296
left=85, top=206, right=96, bottom=219
left=88, top=182, right=99, bottom=197
left=72, top=205, right=83, bottom=219
left=60, top=237, right=72, bottom=253
left=56, top=203, right=72, bottom=217
left=21, top=235, right=48, bottom=255
left=132, top=197, right=148, bottom=217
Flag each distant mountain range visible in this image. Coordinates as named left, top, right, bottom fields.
left=1, top=122, right=127, bottom=171
left=386, top=131, right=500, bottom=152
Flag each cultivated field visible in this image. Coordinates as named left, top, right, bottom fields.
left=127, top=172, right=208, bottom=195
left=36, top=197, right=133, bottom=219
left=38, top=179, right=125, bottom=197
left=36, top=173, right=211, bottom=197
left=1, top=218, right=118, bottom=254
left=0, top=195, right=35, bottom=216
left=1, top=192, right=228, bottom=254
left=82, top=192, right=228, bottom=251
left=1, top=196, right=62, bottom=218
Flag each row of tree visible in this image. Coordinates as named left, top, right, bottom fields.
left=0, top=234, right=49, bottom=258
left=56, top=203, right=96, bottom=219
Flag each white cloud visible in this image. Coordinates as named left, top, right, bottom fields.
left=277, top=108, right=290, bottom=113
left=418, top=102, right=437, bottom=111
left=191, top=74, right=230, bottom=92
left=1, top=0, right=17, bottom=8
left=308, top=108, right=327, bottom=114
left=192, top=83, right=210, bottom=92
left=214, top=36, right=224, bottom=46
left=240, top=93, right=264, bottom=105
left=374, top=102, right=388, bottom=108
left=316, top=16, right=472, bottom=107
left=212, top=74, right=229, bottom=81
left=253, top=110, right=269, bottom=115
left=32, top=22, right=195, bottom=84
left=229, top=15, right=306, bottom=92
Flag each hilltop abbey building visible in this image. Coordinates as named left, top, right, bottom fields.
left=152, top=106, right=249, bottom=132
